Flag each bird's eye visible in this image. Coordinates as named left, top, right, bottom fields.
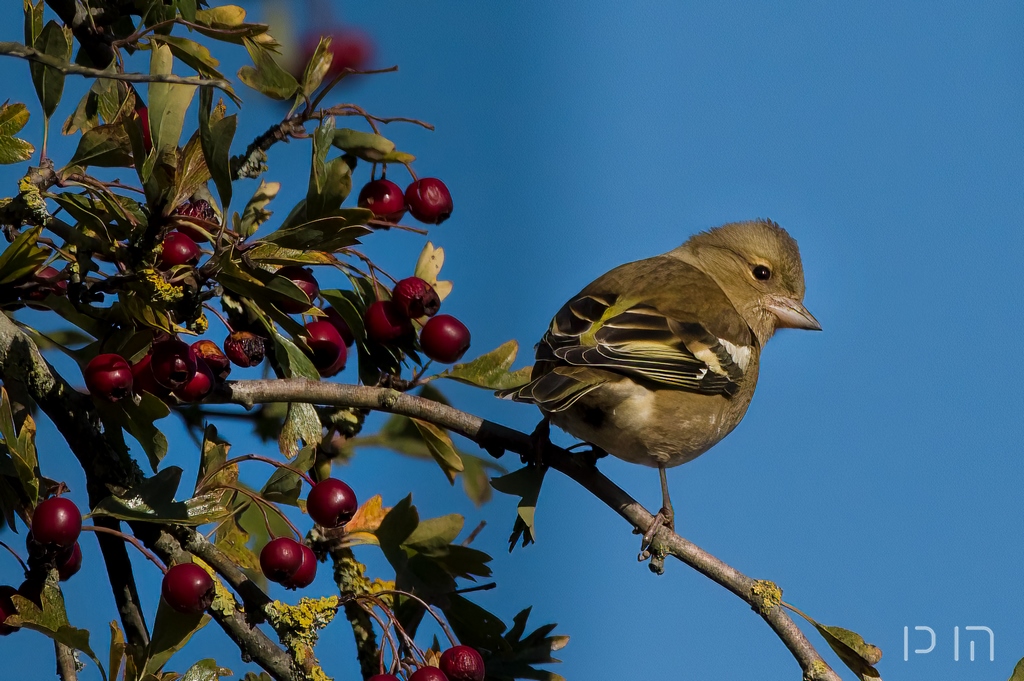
left=752, top=265, right=772, bottom=281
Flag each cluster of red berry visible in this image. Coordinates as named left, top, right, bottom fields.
left=369, top=644, right=486, bottom=681
left=358, top=177, right=453, bottom=226
left=367, top=275, right=471, bottom=364
left=0, top=497, right=84, bottom=635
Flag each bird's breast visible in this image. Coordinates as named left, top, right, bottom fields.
left=548, top=377, right=756, bottom=468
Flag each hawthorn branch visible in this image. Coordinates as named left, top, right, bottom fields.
left=0, top=42, right=234, bottom=93
left=219, top=378, right=842, bottom=681
left=150, top=529, right=300, bottom=681
left=0, top=313, right=297, bottom=678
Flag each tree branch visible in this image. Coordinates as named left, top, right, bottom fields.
left=149, top=529, right=300, bottom=681
left=219, top=378, right=842, bottom=681
left=0, top=313, right=297, bottom=677
left=0, top=42, right=234, bottom=93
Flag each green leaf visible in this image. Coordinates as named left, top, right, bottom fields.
left=107, top=622, right=126, bottom=681
left=195, top=424, right=232, bottom=493
left=261, top=445, right=314, bottom=506
left=148, top=34, right=226, bottom=82
left=0, top=225, right=47, bottom=285
left=181, top=659, right=233, bottom=681
left=261, top=212, right=371, bottom=250
left=97, top=392, right=171, bottom=471
left=30, top=21, right=71, bottom=119
left=0, top=388, right=39, bottom=504
left=305, top=118, right=353, bottom=220
left=199, top=88, right=236, bottom=210
left=237, top=37, right=299, bottom=100
left=299, top=36, right=334, bottom=99
left=1010, top=657, right=1024, bottom=681
left=245, top=244, right=337, bottom=266
left=374, top=494, right=419, bottom=550
left=192, top=12, right=271, bottom=47
left=404, top=514, right=463, bottom=553
left=0, top=102, right=30, bottom=136
left=66, top=123, right=133, bottom=168
left=0, top=135, right=35, bottom=164
left=9, top=580, right=107, bottom=680
left=331, top=128, right=397, bottom=162
left=436, top=340, right=532, bottom=390
left=788, top=608, right=882, bottom=680
left=411, top=419, right=463, bottom=483
left=144, top=600, right=210, bottom=674
left=148, top=44, right=198, bottom=159
left=270, top=331, right=323, bottom=457
left=491, top=465, right=547, bottom=550
left=237, top=179, right=280, bottom=237
left=23, top=0, right=43, bottom=48
left=91, top=467, right=229, bottom=526
left=482, top=606, right=569, bottom=681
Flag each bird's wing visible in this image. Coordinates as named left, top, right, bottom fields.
left=503, top=256, right=756, bottom=412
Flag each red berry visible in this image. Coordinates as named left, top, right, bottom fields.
left=325, top=308, right=355, bottom=346
left=84, top=353, right=133, bottom=402
left=191, top=340, right=231, bottom=380
left=150, top=339, right=197, bottom=390
left=161, top=563, right=214, bottom=614
left=307, top=478, right=357, bottom=528
left=276, top=266, right=319, bottom=314
left=173, top=358, right=214, bottom=402
left=281, top=544, right=317, bottom=590
left=392, top=277, right=441, bottom=318
left=173, top=199, right=219, bottom=242
left=57, top=543, right=82, bottom=581
left=358, top=179, right=406, bottom=224
left=405, top=178, right=453, bottom=224
left=158, top=231, right=200, bottom=268
left=0, top=585, right=19, bottom=635
left=419, top=315, right=471, bottom=364
left=439, top=646, right=485, bottom=681
left=364, top=301, right=413, bottom=343
left=260, top=537, right=304, bottom=583
left=32, top=498, right=82, bottom=549
left=303, top=321, right=346, bottom=375
left=224, top=331, right=266, bottom=368
left=410, top=668, right=449, bottom=681
left=131, top=354, right=170, bottom=398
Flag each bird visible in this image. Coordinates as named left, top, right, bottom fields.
left=502, top=219, right=820, bottom=550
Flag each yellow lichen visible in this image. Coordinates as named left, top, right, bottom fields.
left=749, top=579, right=782, bottom=615
left=189, top=312, right=209, bottom=334
left=265, top=596, right=340, bottom=680
left=131, top=268, right=184, bottom=303
left=804, top=658, right=832, bottom=681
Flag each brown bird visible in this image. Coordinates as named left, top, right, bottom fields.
left=503, top=219, right=820, bottom=549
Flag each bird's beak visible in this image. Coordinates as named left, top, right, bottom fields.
left=767, top=297, right=821, bottom=331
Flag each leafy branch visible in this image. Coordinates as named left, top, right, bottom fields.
left=217, top=378, right=847, bottom=681
left=0, top=41, right=235, bottom=94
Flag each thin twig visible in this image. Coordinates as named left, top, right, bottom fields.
left=216, top=378, right=843, bottom=681
left=0, top=41, right=234, bottom=93
left=82, top=525, right=167, bottom=574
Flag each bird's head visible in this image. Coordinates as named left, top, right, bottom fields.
left=675, top=219, right=820, bottom=344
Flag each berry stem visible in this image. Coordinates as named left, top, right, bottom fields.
left=197, top=454, right=316, bottom=491
left=81, top=525, right=168, bottom=574
left=371, top=589, right=458, bottom=647
left=217, top=484, right=302, bottom=540
left=202, top=303, right=234, bottom=333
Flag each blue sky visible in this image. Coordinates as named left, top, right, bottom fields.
left=0, top=1, right=1022, bottom=680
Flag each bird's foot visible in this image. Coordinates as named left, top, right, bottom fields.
left=579, top=445, right=608, bottom=467
left=638, top=505, right=674, bottom=562
left=523, top=418, right=551, bottom=467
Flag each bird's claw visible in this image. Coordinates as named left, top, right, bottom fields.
left=638, top=505, right=674, bottom=560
